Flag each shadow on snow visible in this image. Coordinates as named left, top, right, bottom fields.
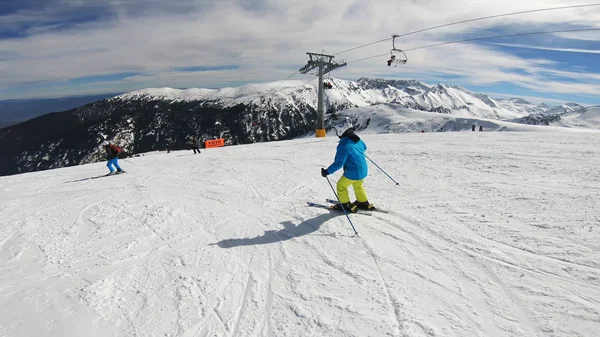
left=211, top=212, right=352, bottom=248
left=64, top=174, right=113, bottom=183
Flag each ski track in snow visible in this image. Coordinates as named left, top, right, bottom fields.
left=1, top=131, right=600, bottom=337
left=361, top=239, right=405, bottom=336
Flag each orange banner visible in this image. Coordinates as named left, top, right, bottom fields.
left=205, top=138, right=225, bottom=148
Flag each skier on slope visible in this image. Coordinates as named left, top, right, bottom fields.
left=320, top=117, right=376, bottom=213
left=101, top=140, right=125, bottom=175
left=191, top=137, right=201, bottom=154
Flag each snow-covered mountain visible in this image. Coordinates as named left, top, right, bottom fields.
left=542, top=102, right=585, bottom=115
left=493, top=98, right=549, bottom=115
left=513, top=105, right=599, bottom=128
left=555, top=106, right=600, bottom=128
left=116, top=78, right=549, bottom=121
left=331, top=104, right=598, bottom=134
left=2, top=131, right=599, bottom=337
left=115, top=77, right=590, bottom=122
left=0, top=77, right=597, bottom=177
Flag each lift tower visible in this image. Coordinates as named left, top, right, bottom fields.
left=299, top=52, right=346, bottom=137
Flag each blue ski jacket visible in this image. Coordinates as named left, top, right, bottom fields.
left=326, top=134, right=368, bottom=180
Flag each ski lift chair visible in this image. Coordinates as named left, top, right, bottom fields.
left=387, top=34, right=408, bottom=66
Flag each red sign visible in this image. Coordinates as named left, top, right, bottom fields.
left=205, top=138, right=225, bottom=148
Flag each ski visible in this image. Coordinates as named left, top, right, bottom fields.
left=307, top=201, right=335, bottom=209
left=95, top=171, right=127, bottom=178
left=325, top=199, right=389, bottom=213
left=306, top=202, right=372, bottom=216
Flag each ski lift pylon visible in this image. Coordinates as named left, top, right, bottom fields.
left=387, top=34, right=408, bottom=67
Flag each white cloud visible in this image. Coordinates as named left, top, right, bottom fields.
left=490, top=43, right=600, bottom=54
left=555, top=30, right=600, bottom=41
left=0, top=0, right=599, bottom=101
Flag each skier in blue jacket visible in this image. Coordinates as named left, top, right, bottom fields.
left=321, top=117, right=376, bottom=212
left=101, top=140, right=124, bottom=175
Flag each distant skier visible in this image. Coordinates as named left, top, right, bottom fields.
left=101, top=140, right=124, bottom=175
left=472, top=124, right=476, bottom=132
left=191, top=137, right=201, bottom=154
left=320, top=117, right=376, bottom=212
left=479, top=125, right=483, bottom=132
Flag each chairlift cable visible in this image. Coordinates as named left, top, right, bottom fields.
left=344, top=27, right=600, bottom=64
left=270, top=70, right=301, bottom=92
left=273, top=5, right=599, bottom=89
left=278, top=75, right=319, bottom=94
left=271, top=65, right=331, bottom=93
left=269, top=71, right=319, bottom=95
left=333, top=38, right=393, bottom=57
left=333, top=4, right=600, bottom=56
left=394, top=4, right=600, bottom=40
left=404, top=27, right=600, bottom=52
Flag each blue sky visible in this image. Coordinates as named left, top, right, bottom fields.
left=0, top=0, right=599, bottom=106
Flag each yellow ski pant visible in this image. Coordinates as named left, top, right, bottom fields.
left=337, top=176, right=368, bottom=204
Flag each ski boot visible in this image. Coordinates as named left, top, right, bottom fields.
left=331, top=202, right=358, bottom=213
left=353, top=200, right=377, bottom=211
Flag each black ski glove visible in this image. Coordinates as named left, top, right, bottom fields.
left=321, top=168, right=329, bottom=177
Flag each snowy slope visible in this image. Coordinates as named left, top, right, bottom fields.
left=1, top=130, right=599, bottom=337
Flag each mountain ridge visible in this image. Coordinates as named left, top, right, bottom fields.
left=0, top=77, right=596, bottom=177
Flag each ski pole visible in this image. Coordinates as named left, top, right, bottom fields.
left=325, top=176, right=359, bottom=236
left=365, top=154, right=399, bottom=186
left=121, top=159, right=134, bottom=164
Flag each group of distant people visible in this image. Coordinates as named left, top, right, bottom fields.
left=165, top=137, right=202, bottom=154
left=99, top=136, right=203, bottom=175
left=100, top=122, right=484, bottom=178
left=419, top=125, right=484, bottom=133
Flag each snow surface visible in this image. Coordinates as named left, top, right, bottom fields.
left=1, top=130, right=600, bottom=337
